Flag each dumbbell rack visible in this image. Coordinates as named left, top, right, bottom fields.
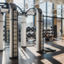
left=26, top=27, right=36, bottom=43
left=10, top=8, right=18, bottom=59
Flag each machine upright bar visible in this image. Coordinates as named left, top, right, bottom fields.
left=36, top=8, right=43, bottom=52
left=0, top=13, right=4, bottom=51
left=10, top=6, right=18, bottom=59
left=21, top=15, right=26, bottom=48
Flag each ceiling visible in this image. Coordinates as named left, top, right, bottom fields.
left=35, top=0, right=64, bottom=5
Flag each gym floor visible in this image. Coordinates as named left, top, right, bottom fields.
left=1, top=39, right=64, bottom=64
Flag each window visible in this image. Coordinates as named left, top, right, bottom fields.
left=40, top=2, right=53, bottom=30
left=57, top=5, right=62, bottom=17
left=0, top=0, right=5, bottom=2
left=14, top=0, right=24, bottom=10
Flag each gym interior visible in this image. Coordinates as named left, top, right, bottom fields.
left=0, top=0, right=64, bottom=64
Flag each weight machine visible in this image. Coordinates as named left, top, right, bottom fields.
left=0, top=3, right=37, bottom=59
left=20, top=8, right=44, bottom=52
left=0, top=3, right=19, bottom=58
left=0, top=2, right=45, bottom=59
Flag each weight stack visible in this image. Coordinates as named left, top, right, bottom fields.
left=10, top=7, right=18, bottom=59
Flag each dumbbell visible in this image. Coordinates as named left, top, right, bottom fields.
left=27, top=33, right=32, bottom=38
left=31, top=27, right=36, bottom=31
left=26, top=27, right=31, bottom=32
left=31, top=33, right=35, bottom=38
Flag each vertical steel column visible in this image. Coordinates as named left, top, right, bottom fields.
left=24, top=0, right=25, bottom=12
left=52, top=3, right=55, bottom=37
left=33, top=0, right=35, bottom=26
left=10, top=6, right=18, bottom=59
left=0, top=13, right=4, bottom=51
left=46, top=2, right=47, bottom=30
left=62, top=6, right=64, bottom=35
left=52, top=3, right=54, bottom=28
left=53, top=5, right=57, bottom=38
left=61, top=5, right=63, bottom=35
left=5, top=13, right=7, bottom=42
